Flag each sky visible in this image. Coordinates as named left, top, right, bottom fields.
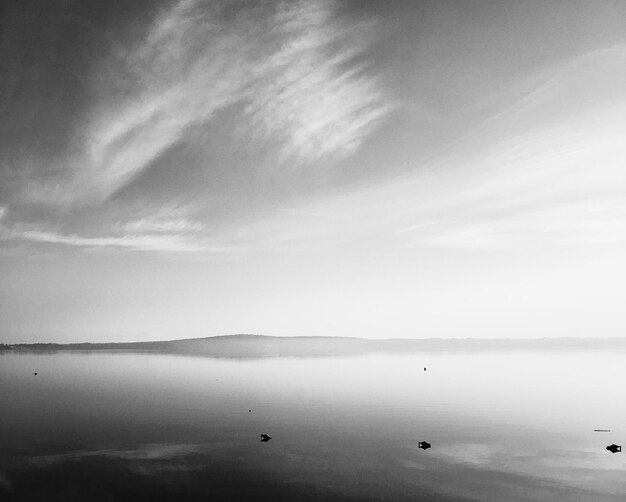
left=1, top=0, right=625, bottom=343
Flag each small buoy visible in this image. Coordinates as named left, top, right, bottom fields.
left=34, top=372, right=38, bottom=376
left=249, top=410, right=251, bottom=412
left=607, top=444, right=621, bottom=453
left=418, top=441, right=431, bottom=450
left=261, top=433, right=272, bottom=442
left=424, top=367, right=426, bottom=371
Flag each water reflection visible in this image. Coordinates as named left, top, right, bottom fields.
left=1, top=351, right=625, bottom=501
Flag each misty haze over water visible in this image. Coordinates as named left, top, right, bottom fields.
left=1, top=343, right=625, bottom=501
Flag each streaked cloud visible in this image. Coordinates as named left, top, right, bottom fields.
left=28, top=0, right=389, bottom=205
left=119, top=218, right=205, bottom=234
left=242, top=2, right=390, bottom=162
left=0, top=224, right=236, bottom=253
left=233, top=46, right=626, bottom=252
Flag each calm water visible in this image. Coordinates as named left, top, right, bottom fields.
left=1, top=351, right=625, bottom=501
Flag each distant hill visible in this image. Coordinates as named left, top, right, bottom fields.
left=2, top=335, right=626, bottom=357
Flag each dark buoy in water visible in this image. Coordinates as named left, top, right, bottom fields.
left=261, top=433, right=272, bottom=442
left=424, top=367, right=426, bottom=371
left=606, top=444, right=621, bottom=453
left=418, top=441, right=431, bottom=450
left=34, top=372, right=38, bottom=376
left=249, top=409, right=251, bottom=412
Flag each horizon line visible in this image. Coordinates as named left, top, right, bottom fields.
left=3, top=334, right=626, bottom=347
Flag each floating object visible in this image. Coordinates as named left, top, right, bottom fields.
left=261, top=434, right=272, bottom=442
left=424, top=367, right=426, bottom=371
left=606, top=444, right=621, bottom=453
left=594, top=429, right=611, bottom=432
left=249, top=410, right=251, bottom=412
left=34, top=372, right=38, bottom=376
left=418, top=441, right=431, bottom=450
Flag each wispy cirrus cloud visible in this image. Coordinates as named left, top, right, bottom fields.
left=28, top=0, right=389, bottom=205
left=400, top=198, right=626, bottom=250
left=0, top=218, right=234, bottom=254
left=231, top=46, right=626, bottom=253
left=119, top=218, right=205, bottom=234
left=0, top=200, right=216, bottom=252
left=242, top=2, right=390, bottom=162
left=0, top=228, right=223, bottom=253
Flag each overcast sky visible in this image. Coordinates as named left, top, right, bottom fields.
left=1, top=0, right=625, bottom=343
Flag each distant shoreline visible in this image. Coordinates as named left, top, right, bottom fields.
left=2, top=335, right=626, bottom=358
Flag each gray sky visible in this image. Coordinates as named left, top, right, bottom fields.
left=1, top=0, right=625, bottom=342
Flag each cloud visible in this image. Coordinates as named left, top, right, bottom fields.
left=232, top=46, right=626, bottom=253
left=0, top=198, right=220, bottom=253
left=30, top=0, right=389, bottom=205
left=405, top=198, right=626, bottom=250
left=0, top=225, right=237, bottom=253
left=119, top=218, right=205, bottom=233
left=242, top=2, right=390, bottom=162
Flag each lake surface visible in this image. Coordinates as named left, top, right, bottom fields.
left=1, top=350, right=625, bottom=501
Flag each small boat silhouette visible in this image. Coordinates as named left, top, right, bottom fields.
left=606, top=444, right=621, bottom=453
left=261, top=433, right=272, bottom=442
left=418, top=441, right=431, bottom=450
